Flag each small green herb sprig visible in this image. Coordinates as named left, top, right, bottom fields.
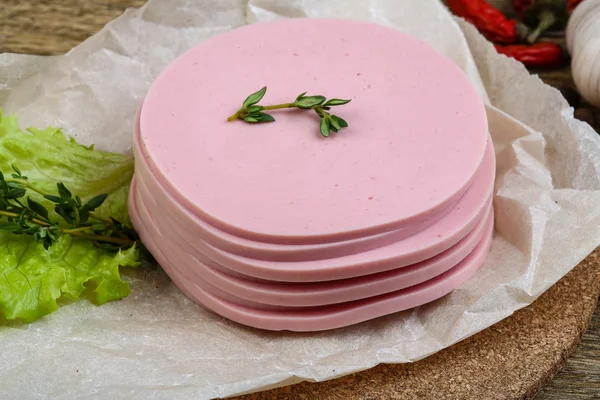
left=227, top=86, right=351, bottom=137
left=0, top=165, right=138, bottom=250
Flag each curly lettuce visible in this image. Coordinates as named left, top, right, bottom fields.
left=0, top=109, right=139, bottom=323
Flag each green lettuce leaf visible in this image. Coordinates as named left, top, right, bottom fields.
left=0, top=109, right=139, bottom=323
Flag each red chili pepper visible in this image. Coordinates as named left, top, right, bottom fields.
left=447, top=0, right=519, bottom=44
left=494, top=42, right=566, bottom=68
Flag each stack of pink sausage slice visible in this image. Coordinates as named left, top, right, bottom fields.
left=129, top=18, right=495, bottom=331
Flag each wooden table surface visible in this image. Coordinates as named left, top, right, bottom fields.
left=1, top=1, right=599, bottom=399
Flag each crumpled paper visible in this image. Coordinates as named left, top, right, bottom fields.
left=1, top=0, right=600, bottom=399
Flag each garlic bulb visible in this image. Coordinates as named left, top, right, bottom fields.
left=567, top=0, right=600, bottom=107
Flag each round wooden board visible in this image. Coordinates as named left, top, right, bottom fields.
left=233, top=250, right=600, bottom=400
left=2, top=1, right=599, bottom=399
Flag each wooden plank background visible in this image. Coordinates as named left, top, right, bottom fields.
left=1, top=1, right=599, bottom=399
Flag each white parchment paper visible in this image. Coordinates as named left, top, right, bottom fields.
left=1, top=1, right=600, bottom=399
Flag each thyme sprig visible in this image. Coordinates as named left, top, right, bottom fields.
left=0, top=165, right=138, bottom=250
left=227, top=86, right=351, bottom=137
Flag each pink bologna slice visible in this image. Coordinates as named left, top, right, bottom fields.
left=129, top=192, right=494, bottom=331
left=133, top=121, right=458, bottom=262
left=137, top=198, right=493, bottom=312
left=132, top=179, right=492, bottom=307
left=138, top=18, right=489, bottom=245
left=131, top=138, right=495, bottom=282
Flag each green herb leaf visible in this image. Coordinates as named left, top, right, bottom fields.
left=57, top=182, right=72, bottom=200
left=86, top=193, right=108, bottom=210
left=295, top=92, right=307, bottom=102
left=336, top=116, right=349, bottom=128
left=324, top=98, right=351, bottom=107
left=6, top=188, right=26, bottom=199
left=242, top=86, right=267, bottom=108
left=320, top=118, right=330, bottom=137
left=79, top=205, right=90, bottom=224
left=245, top=105, right=264, bottom=114
left=294, top=95, right=326, bottom=109
left=23, top=219, right=39, bottom=230
left=255, top=113, right=275, bottom=123
left=244, top=116, right=259, bottom=123
left=11, top=164, right=24, bottom=179
left=6, top=181, right=23, bottom=189
left=329, top=115, right=341, bottom=131
left=27, top=197, right=49, bottom=219
left=55, top=205, right=73, bottom=224
left=44, top=194, right=63, bottom=204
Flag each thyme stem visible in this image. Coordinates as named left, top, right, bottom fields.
left=226, top=86, right=351, bottom=137
left=0, top=165, right=138, bottom=250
